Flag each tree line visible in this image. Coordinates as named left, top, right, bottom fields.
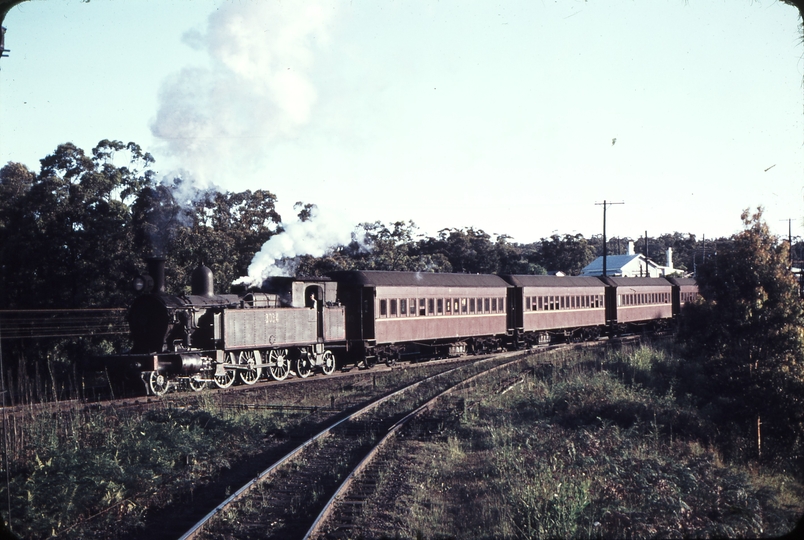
left=2, top=140, right=724, bottom=313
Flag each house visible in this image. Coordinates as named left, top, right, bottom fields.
left=582, top=241, right=677, bottom=278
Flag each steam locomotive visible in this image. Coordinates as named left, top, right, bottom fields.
left=105, top=257, right=698, bottom=395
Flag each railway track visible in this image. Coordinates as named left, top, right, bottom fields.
left=177, top=347, right=550, bottom=540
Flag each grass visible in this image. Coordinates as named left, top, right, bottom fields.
left=351, top=343, right=804, bottom=539
left=0, top=360, right=478, bottom=538
left=5, top=344, right=803, bottom=538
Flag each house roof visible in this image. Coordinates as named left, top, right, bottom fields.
left=581, top=254, right=643, bottom=275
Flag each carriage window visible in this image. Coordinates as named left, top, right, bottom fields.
left=491, top=298, right=497, bottom=312
left=437, top=299, right=443, bottom=314
left=420, top=298, right=426, bottom=316
left=461, top=298, right=468, bottom=313
left=428, top=298, right=435, bottom=315
left=500, top=298, right=504, bottom=311
left=454, top=299, right=460, bottom=313
left=526, top=296, right=531, bottom=310
left=469, top=298, right=476, bottom=313
left=390, top=299, right=397, bottom=316
left=485, top=298, right=490, bottom=312
left=537, top=296, right=543, bottom=310
left=445, top=299, right=452, bottom=314
left=400, top=299, right=407, bottom=316
left=559, top=296, right=564, bottom=309
left=380, top=299, right=387, bottom=317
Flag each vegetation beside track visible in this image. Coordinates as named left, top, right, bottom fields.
left=5, top=342, right=803, bottom=539
left=1, top=361, right=465, bottom=539
left=338, top=342, right=803, bottom=539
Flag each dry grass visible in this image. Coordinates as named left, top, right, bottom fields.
left=348, top=344, right=804, bottom=539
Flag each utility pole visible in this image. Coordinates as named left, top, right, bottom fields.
left=781, top=219, right=793, bottom=267
left=595, top=200, right=624, bottom=276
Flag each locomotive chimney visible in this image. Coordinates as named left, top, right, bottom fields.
left=191, top=263, right=215, bottom=297
left=146, top=257, right=166, bottom=294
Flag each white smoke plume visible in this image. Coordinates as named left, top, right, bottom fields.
left=238, top=205, right=359, bottom=286
left=150, top=2, right=334, bottom=189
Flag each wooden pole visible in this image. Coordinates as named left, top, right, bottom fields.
left=757, top=415, right=762, bottom=460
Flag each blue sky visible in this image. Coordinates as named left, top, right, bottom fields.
left=1, top=0, right=803, bottom=245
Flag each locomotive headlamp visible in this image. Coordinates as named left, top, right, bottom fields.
left=133, top=274, right=153, bottom=293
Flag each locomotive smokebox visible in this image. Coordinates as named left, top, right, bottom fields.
left=146, top=257, right=166, bottom=294
left=191, top=263, right=215, bottom=297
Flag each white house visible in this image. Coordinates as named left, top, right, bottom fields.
left=582, top=241, right=678, bottom=278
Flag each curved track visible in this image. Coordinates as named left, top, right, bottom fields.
left=302, top=348, right=543, bottom=539
left=177, top=349, right=536, bottom=540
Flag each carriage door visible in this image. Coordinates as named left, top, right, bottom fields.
left=305, top=285, right=324, bottom=341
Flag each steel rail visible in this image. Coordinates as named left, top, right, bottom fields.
left=175, top=356, right=499, bottom=540
left=302, top=349, right=541, bottom=540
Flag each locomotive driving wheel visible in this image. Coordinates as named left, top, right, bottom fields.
left=321, top=350, right=336, bottom=375
left=294, top=354, right=313, bottom=378
left=149, top=371, right=169, bottom=396
left=237, top=350, right=262, bottom=385
left=268, top=349, right=290, bottom=381
left=188, top=376, right=208, bottom=391
left=213, top=353, right=236, bottom=389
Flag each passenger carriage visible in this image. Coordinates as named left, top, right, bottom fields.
left=598, top=276, right=675, bottom=332
left=501, top=275, right=608, bottom=345
left=327, top=271, right=512, bottom=365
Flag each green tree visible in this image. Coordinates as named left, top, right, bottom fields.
left=679, top=208, right=804, bottom=463
left=538, top=233, right=596, bottom=275
left=1, top=140, right=154, bottom=309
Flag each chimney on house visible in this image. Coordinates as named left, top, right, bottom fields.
left=627, top=241, right=635, bottom=256
left=666, top=248, right=673, bottom=269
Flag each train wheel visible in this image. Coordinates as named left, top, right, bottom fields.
left=295, top=356, right=313, bottom=378
left=188, top=376, right=208, bottom=392
left=237, top=350, right=262, bottom=385
left=321, top=350, right=336, bottom=375
left=214, top=370, right=235, bottom=389
left=268, top=349, right=290, bottom=381
left=149, top=371, right=169, bottom=396
left=214, top=356, right=236, bottom=389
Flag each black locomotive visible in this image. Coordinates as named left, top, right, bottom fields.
left=105, top=257, right=697, bottom=395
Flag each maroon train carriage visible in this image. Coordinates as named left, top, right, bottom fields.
left=598, top=276, right=675, bottom=332
left=666, top=276, right=700, bottom=315
left=327, top=271, right=512, bottom=366
left=501, top=275, right=608, bottom=345
left=110, top=258, right=345, bottom=395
